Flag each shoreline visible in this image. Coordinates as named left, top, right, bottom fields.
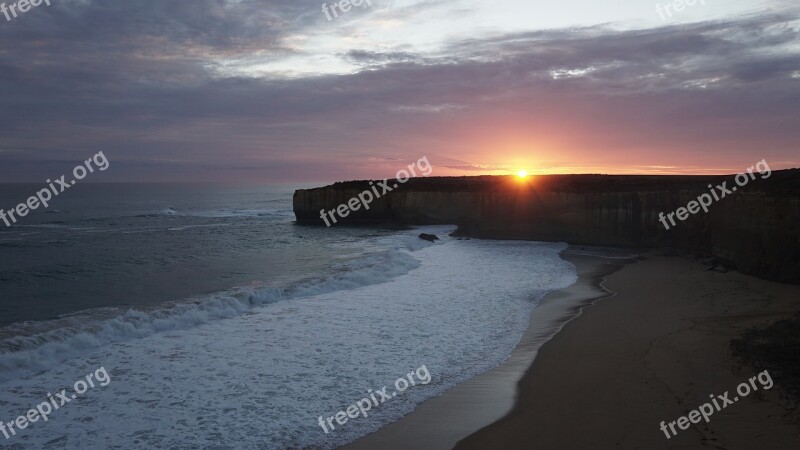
left=456, top=252, right=800, bottom=449
left=340, top=247, right=633, bottom=450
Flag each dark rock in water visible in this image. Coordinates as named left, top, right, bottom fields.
left=419, top=233, right=439, bottom=242
left=449, top=229, right=469, bottom=238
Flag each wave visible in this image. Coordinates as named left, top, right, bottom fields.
left=17, top=222, right=71, bottom=228
left=0, top=228, right=579, bottom=449
left=152, top=207, right=295, bottom=218
left=0, top=246, right=423, bottom=379
left=167, top=224, right=231, bottom=231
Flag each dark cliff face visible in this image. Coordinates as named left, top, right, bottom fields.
left=294, top=171, right=800, bottom=283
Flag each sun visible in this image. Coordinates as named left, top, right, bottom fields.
left=516, top=170, right=529, bottom=179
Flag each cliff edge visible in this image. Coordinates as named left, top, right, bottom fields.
left=294, top=171, right=800, bottom=283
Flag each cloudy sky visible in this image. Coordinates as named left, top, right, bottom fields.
left=0, top=0, right=798, bottom=183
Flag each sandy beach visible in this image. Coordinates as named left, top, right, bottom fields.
left=456, top=252, right=800, bottom=449
left=342, top=249, right=634, bottom=450
left=342, top=249, right=800, bottom=450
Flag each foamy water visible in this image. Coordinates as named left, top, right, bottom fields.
left=0, top=227, right=576, bottom=449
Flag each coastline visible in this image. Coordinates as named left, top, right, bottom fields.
left=340, top=247, right=633, bottom=450
left=456, top=252, right=800, bottom=449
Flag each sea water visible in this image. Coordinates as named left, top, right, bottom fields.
left=0, top=183, right=577, bottom=449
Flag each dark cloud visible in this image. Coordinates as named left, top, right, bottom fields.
left=0, top=2, right=798, bottom=181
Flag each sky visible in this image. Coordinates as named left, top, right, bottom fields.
left=0, top=0, right=798, bottom=183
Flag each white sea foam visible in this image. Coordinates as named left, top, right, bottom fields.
left=0, top=249, right=421, bottom=378
left=0, top=227, right=577, bottom=449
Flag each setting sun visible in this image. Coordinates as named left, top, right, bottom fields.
left=517, top=170, right=529, bottom=179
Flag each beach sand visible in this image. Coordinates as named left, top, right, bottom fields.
left=456, top=252, right=800, bottom=450
left=342, top=249, right=800, bottom=450
left=341, top=250, right=633, bottom=450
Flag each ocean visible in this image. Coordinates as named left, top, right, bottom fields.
left=0, top=183, right=577, bottom=449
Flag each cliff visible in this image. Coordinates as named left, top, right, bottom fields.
left=294, top=170, right=800, bottom=283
